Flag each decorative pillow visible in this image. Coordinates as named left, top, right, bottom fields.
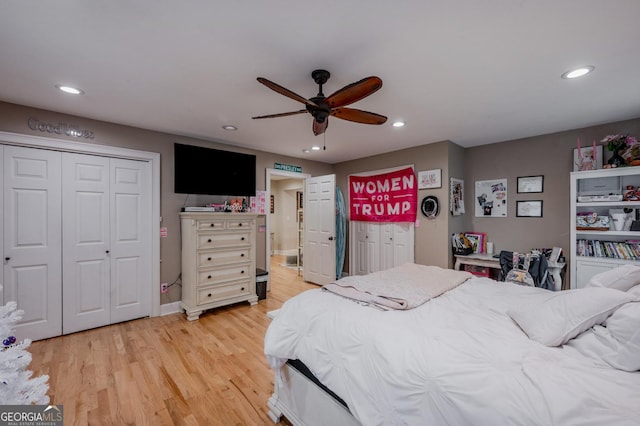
left=587, top=264, right=640, bottom=292
left=507, top=287, right=638, bottom=347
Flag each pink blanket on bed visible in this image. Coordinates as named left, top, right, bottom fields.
left=322, top=263, right=472, bottom=310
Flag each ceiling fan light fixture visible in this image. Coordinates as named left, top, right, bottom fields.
left=55, top=84, right=84, bottom=95
left=311, top=146, right=321, bottom=151
left=392, top=121, right=406, bottom=128
left=561, top=66, right=595, bottom=79
left=222, top=125, right=238, bottom=131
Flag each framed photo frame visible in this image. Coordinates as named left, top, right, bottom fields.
left=418, top=169, right=442, bottom=189
left=573, top=145, right=603, bottom=171
left=516, top=200, right=543, bottom=217
left=517, top=175, right=544, bottom=193
left=270, top=195, right=275, bottom=214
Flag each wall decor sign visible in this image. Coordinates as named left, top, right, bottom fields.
left=516, top=200, right=543, bottom=217
left=418, top=169, right=442, bottom=189
left=274, top=163, right=302, bottom=173
left=475, top=178, right=507, bottom=217
left=517, top=175, right=544, bottom=193
left=28, top=117, right=94, bottom=139
left=450, top=178, right=465, bottom=216
left=349, top=166, right=417, bottom=222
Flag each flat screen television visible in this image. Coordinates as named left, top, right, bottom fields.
left=174, top=143, right=256, bottom=196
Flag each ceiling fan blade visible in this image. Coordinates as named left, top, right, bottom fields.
left=330, top=107, right=387, bottom=125
left=252, top=109, right=308, bottom=119
left=313, top=118, right=328, bottom=136
left=257, top=77, right=318, bottom=107
left=325, top=76, right=383, bottom=108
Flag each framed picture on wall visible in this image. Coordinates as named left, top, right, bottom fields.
left=418, top=169, right=442, bottom=189
left=270, top=194, right=275, bottom=214
left=517, top=175, right=544, bottom=193
left=516, top=200, right=543, bottom=217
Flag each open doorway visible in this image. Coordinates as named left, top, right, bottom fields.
left=265, top=169, right=310, bottom=286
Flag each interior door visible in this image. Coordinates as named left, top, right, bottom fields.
left=62, top=153, right=111, bottom=334
left=304, top=174, right=336, bottom=285
left=3, top=145, right=62, bottom=341
left=109, top=158, right=152, bottom=323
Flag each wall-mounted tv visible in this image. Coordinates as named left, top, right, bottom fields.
left=174, top=143, right=256, bottom=196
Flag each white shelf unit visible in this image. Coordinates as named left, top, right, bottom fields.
left=570, top=167, right=640, bottom=289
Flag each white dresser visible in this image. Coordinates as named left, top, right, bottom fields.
left=180, top=212, right=259, bottom=320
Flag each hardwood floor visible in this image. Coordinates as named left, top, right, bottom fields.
left=29, top=255, right=318, bottom=425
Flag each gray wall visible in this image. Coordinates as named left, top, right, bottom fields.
left=333, top=141, right=454, bottom=269
left=2, top=100, right=639, bottom=299
left=463, top=117, right=640, bottom=287
left=0, top=101, right=333, bottom=304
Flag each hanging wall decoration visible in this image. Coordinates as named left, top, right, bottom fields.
left=475, top=179, right=507, bottom=217
left=450, top=178, right=465, bottom=215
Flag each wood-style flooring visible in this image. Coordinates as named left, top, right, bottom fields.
left=28, top=255, right=318, bottom=425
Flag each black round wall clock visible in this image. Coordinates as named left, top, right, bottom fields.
left=421, top=196, right=439, bottom=219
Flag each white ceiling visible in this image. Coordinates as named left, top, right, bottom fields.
left=1, top=1, right=639, bottom=164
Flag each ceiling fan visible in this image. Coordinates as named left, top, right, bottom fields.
left=252, top=69, right=387, bottom=136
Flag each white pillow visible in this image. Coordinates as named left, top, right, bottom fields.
left=568, top=301, right=640, bottom=371
left=587, top=264, right=640, bottom=291
left=508, top=287, right=638, bottom=347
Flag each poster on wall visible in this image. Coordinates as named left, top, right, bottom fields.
left=450, top=178, right=465, bottom=215
left=474, top=179, right=507, bottom=217
left=349, top=166, right=417, bottom=222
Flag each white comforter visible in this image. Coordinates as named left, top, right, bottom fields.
left=264, top=277, right=640, bottom=426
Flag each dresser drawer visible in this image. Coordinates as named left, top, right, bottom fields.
left=197, top=219, right=226, bottom=231
left=197, top=280, right=251, bottom=305
left=197, top=231, right=251, bottom=249
left=227, top=219, right=253, bottom=230
left=197, top=264, right=251, bottom=285
left=197, top=248, right=250, bottom=268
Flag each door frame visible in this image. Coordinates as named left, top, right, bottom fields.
left=265, top=168, right=311, bottom=277
left=0, top=131, right=161, bottom=317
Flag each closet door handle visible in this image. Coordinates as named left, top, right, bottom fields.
left=4, top=257, right=9, bottom=261
left=106, top=250, right=110, bottom=254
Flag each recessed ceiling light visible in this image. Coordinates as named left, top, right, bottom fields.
left=302, top=149, right=310, bottom=153
left=561, top=66, right=595, bottom=79
left=392, top=121, right=406, bottom=128
left=55, top=84, right=84, bottom=95
left=222, top=125, right=238, bottom=131
left=311, top=146, right=321, bottom=151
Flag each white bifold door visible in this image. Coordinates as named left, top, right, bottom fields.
left=1, top=145, right=151, bottom=340
left=349, top=221, right=414, bottom=275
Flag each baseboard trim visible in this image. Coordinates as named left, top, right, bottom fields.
left=160, top=301, right=181, bottom=316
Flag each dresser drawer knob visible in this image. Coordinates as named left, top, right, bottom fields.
left=241, top=270, right=245, bottom=274
left=207, top=238, right=212, bottom=243
left=208, top=275, right=212, bottom=279
left=241, top=253, right=245, bottom=257
left=241, top=287, right=245, bottom=291
left=207, top=257, right=212, bottom=261
left=207, top=293, right=212, bottom=298
left=241, top=237, right=245, bottom=241
left=210, top=223, right=215, bottom=227
left=239, top=223, right=243, bottom=227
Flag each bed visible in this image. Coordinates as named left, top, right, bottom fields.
left=264, top=263, right=640, bottom=425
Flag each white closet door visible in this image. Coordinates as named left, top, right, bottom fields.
left=110, top=158, right=151, bottom=323
left=392, top=223, right=415, bottom=265
left=3, top=145, right=62, bottom=341
left=380, top=223, right=395, bottom=271
left=304, top=174, right=336, bottom=285
left=62, top=154, right=111, bottom=334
